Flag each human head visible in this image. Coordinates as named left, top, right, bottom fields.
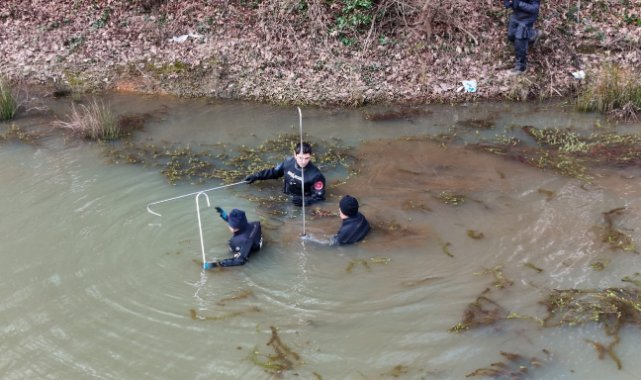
left=227, top=209, right=248, bottom=231
left=294, top=142, right=313, bottom=168
left=339, top=195, right=359, bottom=219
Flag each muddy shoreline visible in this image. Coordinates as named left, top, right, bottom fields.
left=2, top=1, right=639, bottom=106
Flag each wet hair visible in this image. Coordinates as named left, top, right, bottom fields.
left=294, top=142, right=312, bottom=155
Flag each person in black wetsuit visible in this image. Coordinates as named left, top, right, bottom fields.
left=505, top=0, right=540, bottom=74
left=302, top=195, right=370, bottom=246
left=243, top=142, right=325, bottom=207
left=203, top=208, right=262, bottom=269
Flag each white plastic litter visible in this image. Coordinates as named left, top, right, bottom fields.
left=571, top=70, right=586, bottom=80
left=169, top=33, right=204, bottom=43
left=458, top=80, right=477, bottom=93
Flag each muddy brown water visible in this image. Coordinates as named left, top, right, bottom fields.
left=2, top=94, right=641, bottom=379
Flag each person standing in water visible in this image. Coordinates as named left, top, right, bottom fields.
left=302, top=195, right=371, bottom=246
left=244, top=141, right=326, bottom=207
left=203, top=207, right=262, bottom=269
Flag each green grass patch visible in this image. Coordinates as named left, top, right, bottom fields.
left=0, top=79, right=18, bottom=121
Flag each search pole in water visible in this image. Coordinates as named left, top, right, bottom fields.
left=298, top=106, right=306, bottom=237
left=195, top=192, right=211, bottom=266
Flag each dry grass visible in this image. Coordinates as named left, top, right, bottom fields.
left=577, top=64, right=641, bottom=120
left=56, top=100, right=120, bottom=140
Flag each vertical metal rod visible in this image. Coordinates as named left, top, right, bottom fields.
left=297, top=107, right=306, bottom=236
left=195, top=192, right=211, bottom=266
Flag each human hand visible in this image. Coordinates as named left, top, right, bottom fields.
left=215, top=206, right=228, bottom=221
left=512, top=0, right=519, bottom=9
left=504, top=0, right=512, bottom=8
left=244, top=175, right=256, bottom=184
left=203, top=261, right=217, bottom=270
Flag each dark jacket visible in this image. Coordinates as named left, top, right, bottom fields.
left=330, top=212, right=371, bottom=246
left=218, top=221, right=262, bottom=267
left=507, top=0, right=540, bottom=39
left=251, top=156, right=326, bottom=205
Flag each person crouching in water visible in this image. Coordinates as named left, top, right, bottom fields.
left=303, top=195, right=370, bottom=246
left=203, top=207, right=262, bottom=269
left=244, top=142, right=326, bottom=207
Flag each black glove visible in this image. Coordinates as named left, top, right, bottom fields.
left=512, top=0, right=519, bottom=9
left=292, top=196, right=313, bottom=207
left=215, top=206, right=228, bottom=221
left=504, top=0, right=512, bottom=8
left=244, top=175, right=256, bottom=184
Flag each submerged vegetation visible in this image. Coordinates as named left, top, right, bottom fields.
left=250, top=326, right=302, bottom=375
left=473, top=126, right=641, bottom=181
left=601, top=207, right=637, bottom=253
left=105, top=133, right=356, bottom=185
left=466, top=351, right=549, bottom=379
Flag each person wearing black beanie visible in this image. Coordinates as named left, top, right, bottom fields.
left=331, top=195, right=370, bottom=246
left=301, top=195, right=370, bottom=246
left=203, top=207, right=263, bottom=269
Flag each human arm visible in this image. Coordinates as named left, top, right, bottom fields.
left=514, top=0, right=539, bottom=14
left=214, top=206, right=228, bottom=222
left=301, top=233, right=334, bottom=246
left=244, top=161, right=285, bottom=183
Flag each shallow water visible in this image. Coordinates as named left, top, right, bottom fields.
left=2, top=96, right=641, bottom=379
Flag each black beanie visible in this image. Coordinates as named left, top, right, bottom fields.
left=227, top=209, right=248, bottom=230
left=339, top=195, right=359, bottom=217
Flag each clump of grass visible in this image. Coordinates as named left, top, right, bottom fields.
left=0, top=79, right=18, bottom=121
left=57, top=100, right=120, bottom=140
left=577, top=64, right=641, bottom=120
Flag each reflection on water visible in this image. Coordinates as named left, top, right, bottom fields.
left=2, top=96, right=641, bottom=379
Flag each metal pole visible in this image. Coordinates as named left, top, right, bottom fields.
left=195, top=192, right=211, bottom=266
left=297, top=107, right=306, bottom=236
left=146, top=181, right=246, bottom=217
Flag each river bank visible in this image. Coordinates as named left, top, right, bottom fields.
left=1, top=1, right=639, bottom=106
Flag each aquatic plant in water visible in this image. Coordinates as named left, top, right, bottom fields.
left=345, top=257, right=390, bottom=273
left=466, top=351, right=549, bottom=379
left=0, top=124, right=42, bottom=144
left=449, top=294, right=507, bottom=333
left=601, top=207, right=636, bottom=253
left=104, top=133, right=356, bottom=185
left=437, top=191, right=466, bottom=206
left=250, top=326, right=301, bottom=375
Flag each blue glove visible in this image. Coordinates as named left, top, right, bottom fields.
left=215, top=206, right=228, bottom=221
left=203, top=261, right=218, bottom=270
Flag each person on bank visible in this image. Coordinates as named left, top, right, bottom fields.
left=505, top=0, right=540, bottom=74
left=203, top=207, right=263, bottom=269
left=303, top=195, right=371, bottom=246
left=243, top=142, right=326, bottom=207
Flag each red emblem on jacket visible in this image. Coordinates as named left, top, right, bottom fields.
left=314, top=181, right=324, bottom=190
